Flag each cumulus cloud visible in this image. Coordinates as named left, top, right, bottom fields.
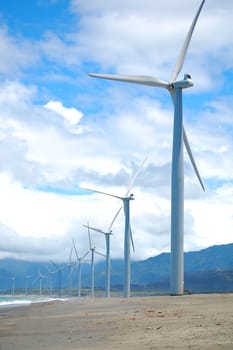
left=68, top=0, right=233, bottom=92
left=44, top=100, right=84, bottom=134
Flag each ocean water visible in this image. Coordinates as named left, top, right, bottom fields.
left=0, top=295, right=62, bottom=307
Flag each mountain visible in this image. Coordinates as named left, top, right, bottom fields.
left=0, top=243, right=232, bottom=294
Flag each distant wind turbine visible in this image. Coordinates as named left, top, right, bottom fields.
left=88, top=1, right=206, bottom=295
left=50, top=260, right=68, bottom=298
left=46, top=266, right=56, bottom=297
left=67, top=247, right=75, bottom=297
left=83, top=157, right=147, bottom=298
left=72, top=239, right=89, bottom=297
left=25, top=275, right=32, bottom=296
left=83, top=224, right=112, bottom=298
left=84, top=223, right=105, bottom=298
left=9, top=275, right=16, bottom=296
left=38, top=269, right=48, bottom=296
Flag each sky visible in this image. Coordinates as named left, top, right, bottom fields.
left=0, top=0, right=233, bottom=264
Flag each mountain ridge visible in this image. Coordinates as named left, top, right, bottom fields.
left=0, top=243, right=232, bottom=293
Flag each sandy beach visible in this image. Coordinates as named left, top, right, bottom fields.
left=0, top=293, right=232, bottom=349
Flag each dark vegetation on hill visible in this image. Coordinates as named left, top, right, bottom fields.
left=0, top=243, right=232, bottom=294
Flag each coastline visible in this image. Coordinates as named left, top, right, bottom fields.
left=0, top=293, right=232, bottom=349
left=0, top=295, right=66, bottom=308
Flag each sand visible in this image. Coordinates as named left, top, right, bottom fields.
left=0, top=293, right=232, bottom=349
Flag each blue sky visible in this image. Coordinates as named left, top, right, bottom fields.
left=0, top=0, right=233, bottom=263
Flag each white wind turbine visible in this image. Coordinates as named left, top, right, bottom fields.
left=84, top=157, right=147, bottom=298
left=46, top=266, right=56, bottom=297
left=38, top=269, right=48, bottom=296
left=83, top=224, right=113, bottom=298
left=67, top=247, right=75, bottom=297
left=9, top=275, right=16, bottom=296
left=88, top=1, right=206, bottom=295
left=84, top=224, right=112, bottom=298
left=84, top=223, right=105, bottom=298
left=72, top=239, right=90, bottom=297
left=50, top=260, right=68, bottom=298
left=25, top=275, right=32, bottom=296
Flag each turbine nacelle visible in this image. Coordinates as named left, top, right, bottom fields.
left=171, top=74, right=193, bottom=89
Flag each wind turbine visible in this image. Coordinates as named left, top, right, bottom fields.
left=83, top=157, right=147, bottom=298
left=9, top=275, right=16, bottom=296
left=38, top=269, right=48, bottom=296
left=67, top=247, right=75, bottom=297
left=83, top=224, right=113, bottom=298
left=46, top=266, right=56, bottom=297
left=84, top=223, right=105, bottom=298
left=25, top=275, right=32, bottom=296
left=72, top=239, right=89, bottom=297
left=50, top=260, right=68, bottom=298
left=86, top=191, right=134, bottom=298
left=88, top=1, right=206, bottom=295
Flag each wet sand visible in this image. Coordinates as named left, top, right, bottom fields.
left=0, top=293, right=232, bottom=349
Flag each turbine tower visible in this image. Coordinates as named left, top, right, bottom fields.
left=88, top=1, right=206, bottom=295
left=38, top=269, right=48, bottom=296
left=84, top=223, right=105, bottom=298
left=72, top=239, right=89, bottom=297
left=25, top=275, right=31, bottom=296
left=9, top=275, right=16, bottom=296
left=46, top=266, right=56, bottom=297
left=83, top=157, right=147, bottom=298
left=50, top=260, right=68, bottom=298
left=67, top=247, right=75, bottom=297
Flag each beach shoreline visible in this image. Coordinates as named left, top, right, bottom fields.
left=0, top=293, right=232, bottom=349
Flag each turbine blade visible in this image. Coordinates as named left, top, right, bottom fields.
left=72, top=239, right=79, bottom=260
left=107, top=206, right=122, bottom=231
left=49, top=260, right=55, bottom=267
left=89, top=73, right=169, bottom=89
left=183, top=128, right=205, bottom=191
left=69, top=247, right=73, bottom=264
left=130, top=226, right=135, bottom=253
left=125, top=156, right=147, bottom=196
left=81, top=251, right=90, bottom=260
left=84, top=225, right=105, bottom=234
left=86, top=222, right=92, bottom=249
left=170, top=0, right=205, bottom=82
left=83, top=187, right=122, bottom=200
left=82, top=251, right=90, bottom=259
left=50, top=259, right=59, bottom=270
left=60, top=263, right=69, bottom=271
left=169, top=90, right=205, bottom=191
left=95, top=251, right=106, bottom=257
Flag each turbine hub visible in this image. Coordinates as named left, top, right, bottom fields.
left=172, top=73, right=194, bottom=89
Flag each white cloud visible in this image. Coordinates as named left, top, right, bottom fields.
left=0, top=26, right=39, bottom=78
left=44, top=100, right=84, bottom=134
left=68, top=0, right=233, bottom=92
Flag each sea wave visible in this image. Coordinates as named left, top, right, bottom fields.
left=0, top=296, right=67, bottom=307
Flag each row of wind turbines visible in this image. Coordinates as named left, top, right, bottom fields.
left=6, top=156, right=146, bottom=299
left=83, top=156, right=147, bottom=298
left=7, top=238, right=100, bottom=298
left=87, top=0, right=206, bottom=296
